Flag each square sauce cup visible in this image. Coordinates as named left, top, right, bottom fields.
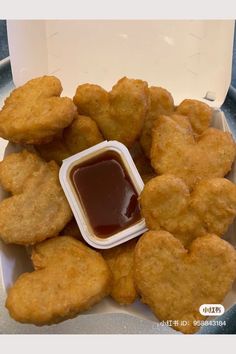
left=59, top=140, right=147, bottom=249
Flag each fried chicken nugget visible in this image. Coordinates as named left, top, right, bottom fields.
left=176, top=99, right=212, bottom=135
left=140, top=86, right=175, bottom=158
left=0, top=151, right=72, bottom=245
left=73, top=77, right=149, bottom=147
left=191, top=178, right=236, bottom=236
left=129, top=142, right=156, bottom=184
left=6, top=236, right=112, bottom=325
left=0, top=76, right=77, bottom=144
left=35, top=137, right=70, bottom=165
left=61, top=218, right=84, bottom=243
left=101, top=239, right=138, bottom=305
left=0, top=149, right=43, bottom=194
left=36, top=115, right=103, bottom=164
left=151, top=115, right=236, bottom=188
left=140, top=175, right=236, bottom=246
left=134, top=231, right=236, bottom=334
left=64, top=114, right=103, bottom=154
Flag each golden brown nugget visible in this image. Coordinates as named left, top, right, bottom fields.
left=140, top=86, right=175, bottom=157
left=6, top=236, right=112, bottom=325
left=61, top=218, right=84, bottom=243
left=35, top=137, right=70, bottom=165
left=176, top=99, right=212, bottom=135
left=134, top=231, right=236, bottom=334
left=151, top=115, right=236, bottom=188
left=64, top=114, right=104, bottom=154
left=0, top=76, right=77, bottom=144
left=73, top=77, right=149, bottom=147
left=0, top=150, right=43, bottom=194
left=140, top=175, right=236, bottom=246
left=129, top=142, right=156, bottom=184
left=0, top=151, right=72, bottom=245
left=101, top=239, right=138, bottom=305
left=36, top=115, right=103, bottom=164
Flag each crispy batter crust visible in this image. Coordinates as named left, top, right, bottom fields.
left=150, top=115, right=236, bottom=188
left=35, top=137, right=70, bottom=165
left=176, top=99, right=212, bottom=135
left=140, top=175, right=236, bottom=246
left=36, top=114, right=103, bottom=164
left=0, top=149, right=43, bottom=194
left=101, top=239, right=138, bottom=305
left=0, top=76, right=77, bottom=144
left=129, top=142, right=156, bottom=184
left=73, top=77, right=149, bottom=147
left=140, top=86, right=175, bottom=158
left=64, top=114, right=103, bottom=154
left=0, top=151, right=72, bottom=244
left=134, top=231, right=236, bottom=334
left=61, top=218, right=84, bottom=243
left=6, top=236, right=112, bottom=325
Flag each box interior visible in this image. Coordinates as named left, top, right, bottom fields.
left=1, top=110, right=235, bottom=333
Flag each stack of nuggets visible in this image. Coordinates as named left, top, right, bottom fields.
left=0, top=75, right=236, bottom=333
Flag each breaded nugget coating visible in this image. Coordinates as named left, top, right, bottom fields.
left=191, top=178, right=236, bottom=236
left=61, top=218, right=84, bottom=243
left=151, top=115, right=236, bottom=188
left=64, top=114, right=103, bottom=154
left=73, top=77, right=149, bottom=147
left=134, top=231, right=236, bottom=334
left=36, top=115, right=103, bottom=164
left=0, top=76, right=77, bottom=144
left=140, top=86, right=175, bottom=157
left=6, top=236, right=112, bottom=325
left=129, top=142, right=156, bottom=184
left=0, top=149, right=43, bottom=194
left=101, top=239, right=138, bottom=305
left=0, top=151, right=72, bottom=245
left=140, top=175, right=236, bottom=246
left=176, top=99, right=212, bottom=135
left=35, top=138, right=70, bottom=165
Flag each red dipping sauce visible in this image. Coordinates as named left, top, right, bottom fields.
left=70, top=151, right=141, bottom=238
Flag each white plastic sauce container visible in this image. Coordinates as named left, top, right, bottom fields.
left=59, top=140, right=147, bottom=249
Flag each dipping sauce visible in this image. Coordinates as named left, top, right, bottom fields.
left=70, top=151, right=141, bottom=238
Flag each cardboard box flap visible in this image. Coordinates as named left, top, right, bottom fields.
left=7, top=20, right=235, bottom=107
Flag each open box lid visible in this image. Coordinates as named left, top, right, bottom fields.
left=6, top=20, right=235, bottom=107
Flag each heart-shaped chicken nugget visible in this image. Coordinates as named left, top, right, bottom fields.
left=129, top=142, right=156, bottom=184
left=6, top=236, right=112, bottom=325
left=134, top=231, right=236, bottom=334
left=0, top=150, right=72, bottom=245
left=176, top=99, right=212, bottom=135
left=0, top=149, right=44, bottom=195
left=73, top=77, right=149, bottom=147
left=36, top=114, right=104, bottom=164
left=140, top=175, right=236, bottom=246
left=140, top=86, right=175, bottom=158
left=150, top=115, right=236, bottom=188
left=0, top=76, right=77, bottom=144
left=101, top=239, right=138, bottom=305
